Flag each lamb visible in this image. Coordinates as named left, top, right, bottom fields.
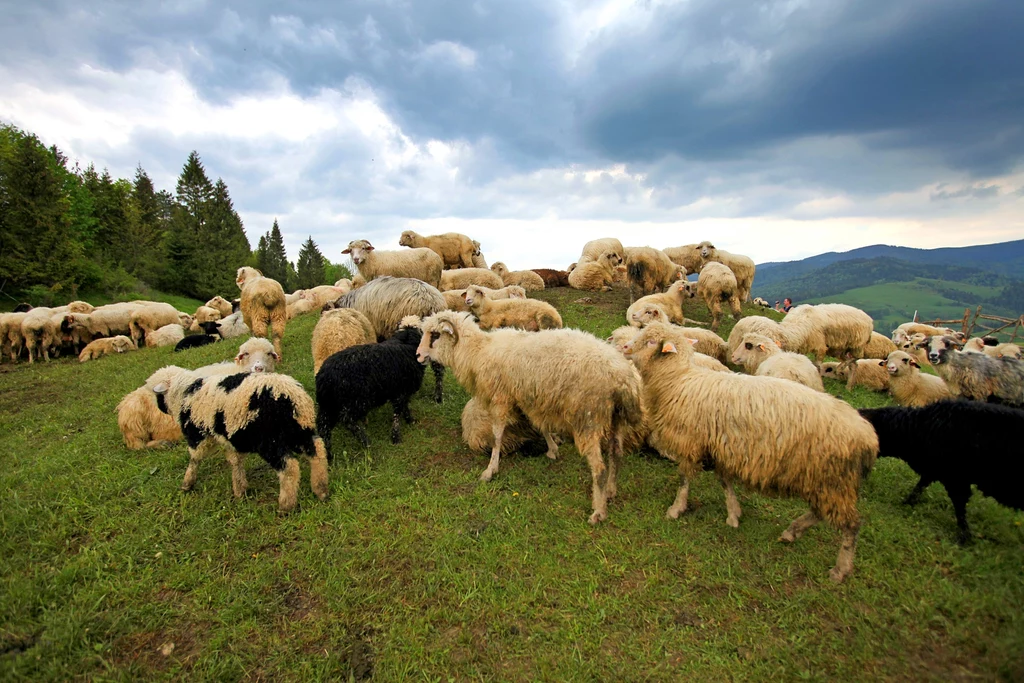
left=189, top=306, right=222, bottom=332
left=530, top=269, right=570, bottom=288
left=696, top=241, right=756, bottom=302
left=567, top=252, right=619, bottom=292
left=882, top=350, right=951, bottom=407
left=316, top=318, right=427, bottom=454
left=311, top=308, right=376, bottom=374
left=863, top=331, right=898, bottom=359
left=146, top=324, right=186, bottom=348
left=439, top=267, right=504, bottom=291
left=624, top=247, right=686, bottom=302
left=302, top=285, right=349, bottom=309
left=962, top=337, right=1023, bottom=360
left=629, top=302, right=707, bottom=330
left=236, top=266, right=287, bottom=357
left=174, top=334, right=219, bottom=352
left=344, top=239, right=443, bottom=289
left=752, top=297, right=771, bottom=309
left=859, top=401, right=1024, bottom=544
left=470, top=240, right=487, bottom=269
left=578, top=238, right=625, bottom=266
left=730, top=333, right=825, bottom=391
left=149, top=365, right=329, bottom=514
left=129, top=303, right=185, bottom=346
left=623, top=322, right=878, bottom=583
left=398, top=230, right=476, bottom=269
left=626, top=281, right=693, bottom=327
left=416, top=311, right=644, bottom=524
left=463, top=285, right=562, bottom=332
left=662, top=244, right=704, bottom=273
left=443, top=285, right=525, bottom=312
left=840, top=358, right=890, bottom=392
left=490, top=262, right=545, bottom=291
left=79, top=336, right=135, bottom=362
left=697, top=262, right=742, bottom=332
left=726, top=316, right=787, bottom=359
left=923, top=336, right=1024, bottom=406
left=780, top=304, right=873, bottom=363
left=205, top=296, right=233, bottom=318
left=324, top=276, right=447, bottom=403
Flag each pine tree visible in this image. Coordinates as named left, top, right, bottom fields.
left=260, top=219, right=289, bottom=284
left=126, top=166, right=164, bottom=279
left=164, top=151, right=215, bottom=296
left=202, top=178, right=251, bottom=296
left=296, top=236, right=327, bottom=289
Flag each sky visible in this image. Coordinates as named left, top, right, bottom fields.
left=2, top=0, right=1023, bottom=270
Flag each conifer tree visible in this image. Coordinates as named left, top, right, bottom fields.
left=260, top=219, right=289, bottom=284
left=296, top=236, right=327, bottom=289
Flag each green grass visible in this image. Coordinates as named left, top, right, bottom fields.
left=1, top=285, right=1022, bottom=681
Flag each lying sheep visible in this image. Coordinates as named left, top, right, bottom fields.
left=697, top=241, right=756, bottom=302
left=284, top=290, right=305, bottom=306
left=531, top=269, right=570, bottom=288
left=399, top=230, right=476, bottom=269
left=624, top=247, right=686, bottom=303
left=149, top=365, right=329, bottom=514
left=860, top=401, right=1024, bottom=544
left=146, top=324, right=186, bottom=348
left=443, top=285, right=525, bottom=312
left=780, top=304, right=873, bottom=363
left=579, top=238, right=625, bottom=266
left=311, top=308, right=376, bottom=374
left=316, top=317, right=427, bottom=453
left=190, top=306, right=222, bottom=332
left=730, top=333, right=824, bottom=391
left=892, top=322, right=963, bottom=343
left=567, top=252, right=619, bottom=292
left=440, top=267, right=504, bottom=291
left=302, top=285, right=348, bottom=309
left=334, top=278, right=353, bottom=290
left=470, top=240, right=488, bottom=269
left=924, top=336, right=1024, bottom=406
left=417, top=311, right=644, bottom=524
left=286, top=298, right=319, bottom=320
left=205, top=296, right=233, bottom=318
left=726, top=315, right=787, bottom=359
left=882, top=350, right=951, bottom=407
left=629, top=302, right=707, bottom=330
left=962, top=337, right=1023, bottom=359
left=204, top=311, right=249, bottom=339
left=863, top=332, right=898, bottom=359
left=344, top=239, right=443, bottom=289
left=697, top=262, right=742, bottom=332
left=662, top=244, right=703, bottom=274
left=490, top=262, right=545, bottom=291
left=174, top=334, right=219, bottom=352
left=818, top=362, right=848, bottom=382
left=626, top=281, right=693, bottom=327
left=464, top=285, right=562, bottom=331
left=236, top=266, right=287, bottom=357
left=624, top=322, right=878, bottom=583
left=840, top=358, right=890, bottom=392
left=79, top=335, right=135, bottom=362
left=129, top=303, right=185, bottom=347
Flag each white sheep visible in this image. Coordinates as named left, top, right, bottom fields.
left=205, top=296, right=234, bottom=318
left=439, top=268, right=505, bottom=291
left=190, top=306, right=223, bottom=332
left=567, top=252, right=619, bottom=292
left=696, top=241, right=756, bottom=302
left=146, top=324, right=186, bottom=348
left=662, top=244, right=704, bottom=273
left=780, top=304, right=873, bottom=363
left=302, top=285, right=348, bottom=309
left=470, top=240, right=488, bottom=269
left=344, top=239, right=443, bottom=289
left=129, top=302, right=186, bottom=346
left=286, top=298, right=319, bottom=320
left=399, top=230, right=476, bottom=269
left=696, top=262, right=742, bottom=332
left=443, top=285, right=525, bottom=312
left=626, top=281, right=693, bottom=327
left=841, top=358, right=890, bottom=392
left=863, top=331, right=898, bottom=359
left=962, top=337, right=1023, bottom=359
left=892, top=322, right=962, bottom=344
left=624, top=247, right=686, bottom=303
left=311, top=308, right=377, bottom=374
left=236, top=266, right=287, bottom=357
left=79, top=336, right=136, bottom=362
left=609, top=325, right=729, bottom=373
left=490, top=262, right=545, bottom=291
left=726, top=315, right=786, bottom=359
left=730, top=333, right=825, bottom=391
left=882, top=350, right=951, bottom=407
left=1, top=312, right=29, bottom=362
left=464, top=285, right=562, bottom=331
left=578, top=238, right=625, bottom=266
left=208, top=312, right=249, bottom=339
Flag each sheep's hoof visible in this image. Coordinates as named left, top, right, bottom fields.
left=779, top=530, right=796, bottom=544
left=545, top=450, right=558, bottom=461
left=726, top=515, right=740, bottom=528
left=588, top=510, right=607, bottom=525
left=956, top=531, right=974, bottom=546
left=666, top=506, right=684, bottom=520
left=828, top=567, right=849, bottom=583
left=479, top=469, right=495, bottom=482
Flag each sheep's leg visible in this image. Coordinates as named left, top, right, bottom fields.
left=390, top=411, right=403, bottom=444
left=605, top=433, right=622, bottom=500
left=270, top=312, right=286, bottom=358
left=345, top=418, right=370, bottom=449
left=309, top=437, right=330, bottom=501
left=224, top=448, right=248, bottom=498
left=666, top=477, right=691, bottom=520
left=481, top=421, right=506, bottom=482
left=250, top=316, right=269, bottom=342
left=543, top=432, right=559, bottom=460
left=580, top=435, right=609, bottom=525
left=181, top=441, right=215, bottom=491
left=779, top=510, right=820, bottom=543
left=720, top=475, right=742, bottom=528
left=902, top=477, right=932, bottom=506
left=830, top=524, right=860, bottom=583
left=430, top=361, right=445, bottom=403
left=276, top=457, right=301, bottom=514
left=709, top=301, right=722, bottom=332
left=946, top=482, right=974, bottom=545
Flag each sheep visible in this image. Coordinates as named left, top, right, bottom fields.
left=311, top=308, right=376, bottom=374
left=696, top=241, right=756, bottom=302
left=344, top=239, right=443, bottom=288
left=236, top=266, right=287, bottom=357
left=79, top=335, right=135, bottom=362
left=780, top=304, right=873, bottom=363
left=531, top=269, right=570, bottom=288
left=623, top=321, right=878, bottom=583
left=882, top=350, right=951, bottom=407
left=21, top=307, right=66, bottom=362
left=174, top=334, right=219, bottom=352
left=146, top=324, right=186, bottom=348
left=461, top=398, right=550, bottom=458
left=567, top=252, right=620, bottom=292
left=70, top=302, right=140, bottom=340
left=859, top=401, right=1024, bottom=543
left=440, top=268, right=504, bottom=291
left=416, top=311, right=644, bottom=524
left=316, top=317, right=429, bottom=454
left=463, top=285, right=562, bottom=332
left=302, top=285, right=348, bottom=309
left=624, top=247, right=686, bottom=303
left=628, top=308, right=727, bottom=361
left=609, top=325, right=730, bottom=374
left=443, top=285, right=525, bottom=312
left=0, top=312, right=28, bottom=362
left=629, top=302, right=707, bottom=331
left=892, top=322, right=963, bottom=344
left=963, top=337, right=1023, bottom=360
left=324, top=276, right=447, bottom=403
left=818, top=362, right=849, bottom=382
left=752, top=297, right=771, bottom=309
left=490, top=262, right=545, bottom=291
left=334, top=278, right=353, bottom=290
left=726, top=315, right=787, bottom=359
left=899, top=333, right=931, bottom=367
left=662, top=244, right=704, bottom=274
left=470, top=240, right=487, bottom=269
left=351, top=274, right=366, bottom=288
left=578, top=238, right=625, bottom=266
left=841, top=358, right=890, bottom=392
left=67, top=301, right=94, bottom=314
left=116, top=387, right=182, bottom=450
left=149, top=365, right=329, bottom=514
left=190, top=306, right=222, bottom=332
left=284, top=290, right=306, bottom=306
left=398, top=230, right=476, bottom=269
left=697, top=262, right=742, bottom=332
left=128, top=303, right=184, bottom=346
left=730, top=333, right=825, bottom=391
left=286, top=298, right=319, bottom=320
left=863, top=331, right=898, bottom=359
left=923, top=336, right=1024, bottom=406
left=205, top=311, right=249, bottom=339
left=626, top=281, right=693, bottom=327
left=205, top=296, right=233, bottom=318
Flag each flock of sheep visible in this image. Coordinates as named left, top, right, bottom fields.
left=3, top=231, right=1023, bottom=584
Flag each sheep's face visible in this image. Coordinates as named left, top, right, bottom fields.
left=624, top=322, right=695, bottom=369
left=471, top=240, right=482, bottom=256
left=506, top=286, right=527, bottom=299
left=342, top=240, right=374, bottom=265
left=463, top=286, right=485, bottom=309
left=632, top=304, right=665, bottom=327
left=884, top=351, right=918, bottom=376
left=698, top=241, right=715, bottom=259
left=607, top=327, right=639, bottom=355
left=398, top=231, right=416, bottom=247
left=178, top=313, right=194, bottom=328
left=416, top=313, right=463, bottom=365
left=924, top=335, right=960, bottom=366
left=681, top=281, right=698, bottom=298
left=236, top=345, right=279, bottom=373
left=490, top=262, right=508, bottom=276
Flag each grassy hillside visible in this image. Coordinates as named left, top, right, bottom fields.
left=0, top=288, right=206, bottom=315
left=1, top=287, right=1022, bottom=681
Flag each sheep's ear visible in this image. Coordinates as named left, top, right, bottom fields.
left=365, top=245, right=375, bottom=251
left=271, top=351, right=280, bottom=361
left=341, top=248, right=351, bottom=254
left=153, top=383, right=168, bottom=394
left=661, top=341, right=678, bottom=354
left=757, top=343, right=766, bottom=352
left=688, top=338, right=699, bottom=346
left=878, top=361, right=885, bottom=367
left=909, top=359, right=919, bottom=368
left=440, top=322, right=455, bottom=336
left=461, top=291, right=468, bottom=300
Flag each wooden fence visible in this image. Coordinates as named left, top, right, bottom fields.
left=914, top=306, right=1024, bottom=342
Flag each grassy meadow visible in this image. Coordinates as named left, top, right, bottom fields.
left=1, top=286, right=1022, bottom=681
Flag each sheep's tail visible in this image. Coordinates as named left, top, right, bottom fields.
left=627, top=259, right=646, bottom=284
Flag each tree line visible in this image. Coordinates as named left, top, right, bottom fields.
left=0, top=123, right=347, bottom=304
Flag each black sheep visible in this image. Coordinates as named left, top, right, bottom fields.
left=174, top=334, right=219, bottom=352
left=198, top=320, right=222, bottom=337
left=315, top=323, right=426, bottom=456
left=859, top=401, right=1024, bottom=543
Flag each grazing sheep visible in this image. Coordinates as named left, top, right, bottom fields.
left=626, top=281, right=693, bottom=327
left=190, top=306, right=222, bottom=332
left=818, top=362, right=849, bottom=382
left=624, top=247, right=686, bottom=303
left=923, top=336, right=1024, bottom=406
left=726, top=315, right=787, bottom=359
left=302, top=285, right=348, bottom=309
left=1, top=312, right=30, bottom=361
left=399, top=230, right=476, bottom=269
left=490, top=262, right=545, bottom=291
left=311, top=308, right=376, bottom=374
left=470, top=240, right=488, bottom=269
left=416, top=311, right=644, bottom=524
left=149, top=366, right=329, bottom=514
left=663, top=244, right=704, bottom=273
left=236, top=266, right=287, bottom=357
left=731, top=333, right=825, bottom=391
left=841, top=358, right=890, bottom=392
left=316, top=318, right=427, bottom=453
left=128, top=303, right=184, bottom=346
left=204, top=311, right=249, bottom=339
left=464, top=285, right=562, bottom=331
left=174, top=334, right=219, bottom=352
left=780, top=304, right=873, bottom=363
left=146, top=324, right=186, bottom=348
left=752, top=297, right=771, bottom=309
left=696, top=242, right=756, bottom=302
left=79, top=335, right=135, bottom=362
left=568, top=252, right=619, bottom=292
left=440, top=267, right=504, bottom=291
left=344, top=239, right=443, bottom=288
left=859, top=401, right=1024, bottom=544
left=882, top=350, right=951, bottom=407
left=205, top=296, right=233, bottom=318
left=624, top=322, right=878, bottom=583
left=579, top=238, right=625, bottom=266
left=116, top=387, right=182, bottom=450
left=461, top=398, right=549, bottom=457
left=697, top=262, right=742, bottom=332
left=862, top=332, right=898, bottom=359
left=286, top=298, right=319, bottom=320
left=443, top=285, right=526, bottom=312
left=531, top=269, right=570, bottom=288
left=21, top=307, right=65, bottom=363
